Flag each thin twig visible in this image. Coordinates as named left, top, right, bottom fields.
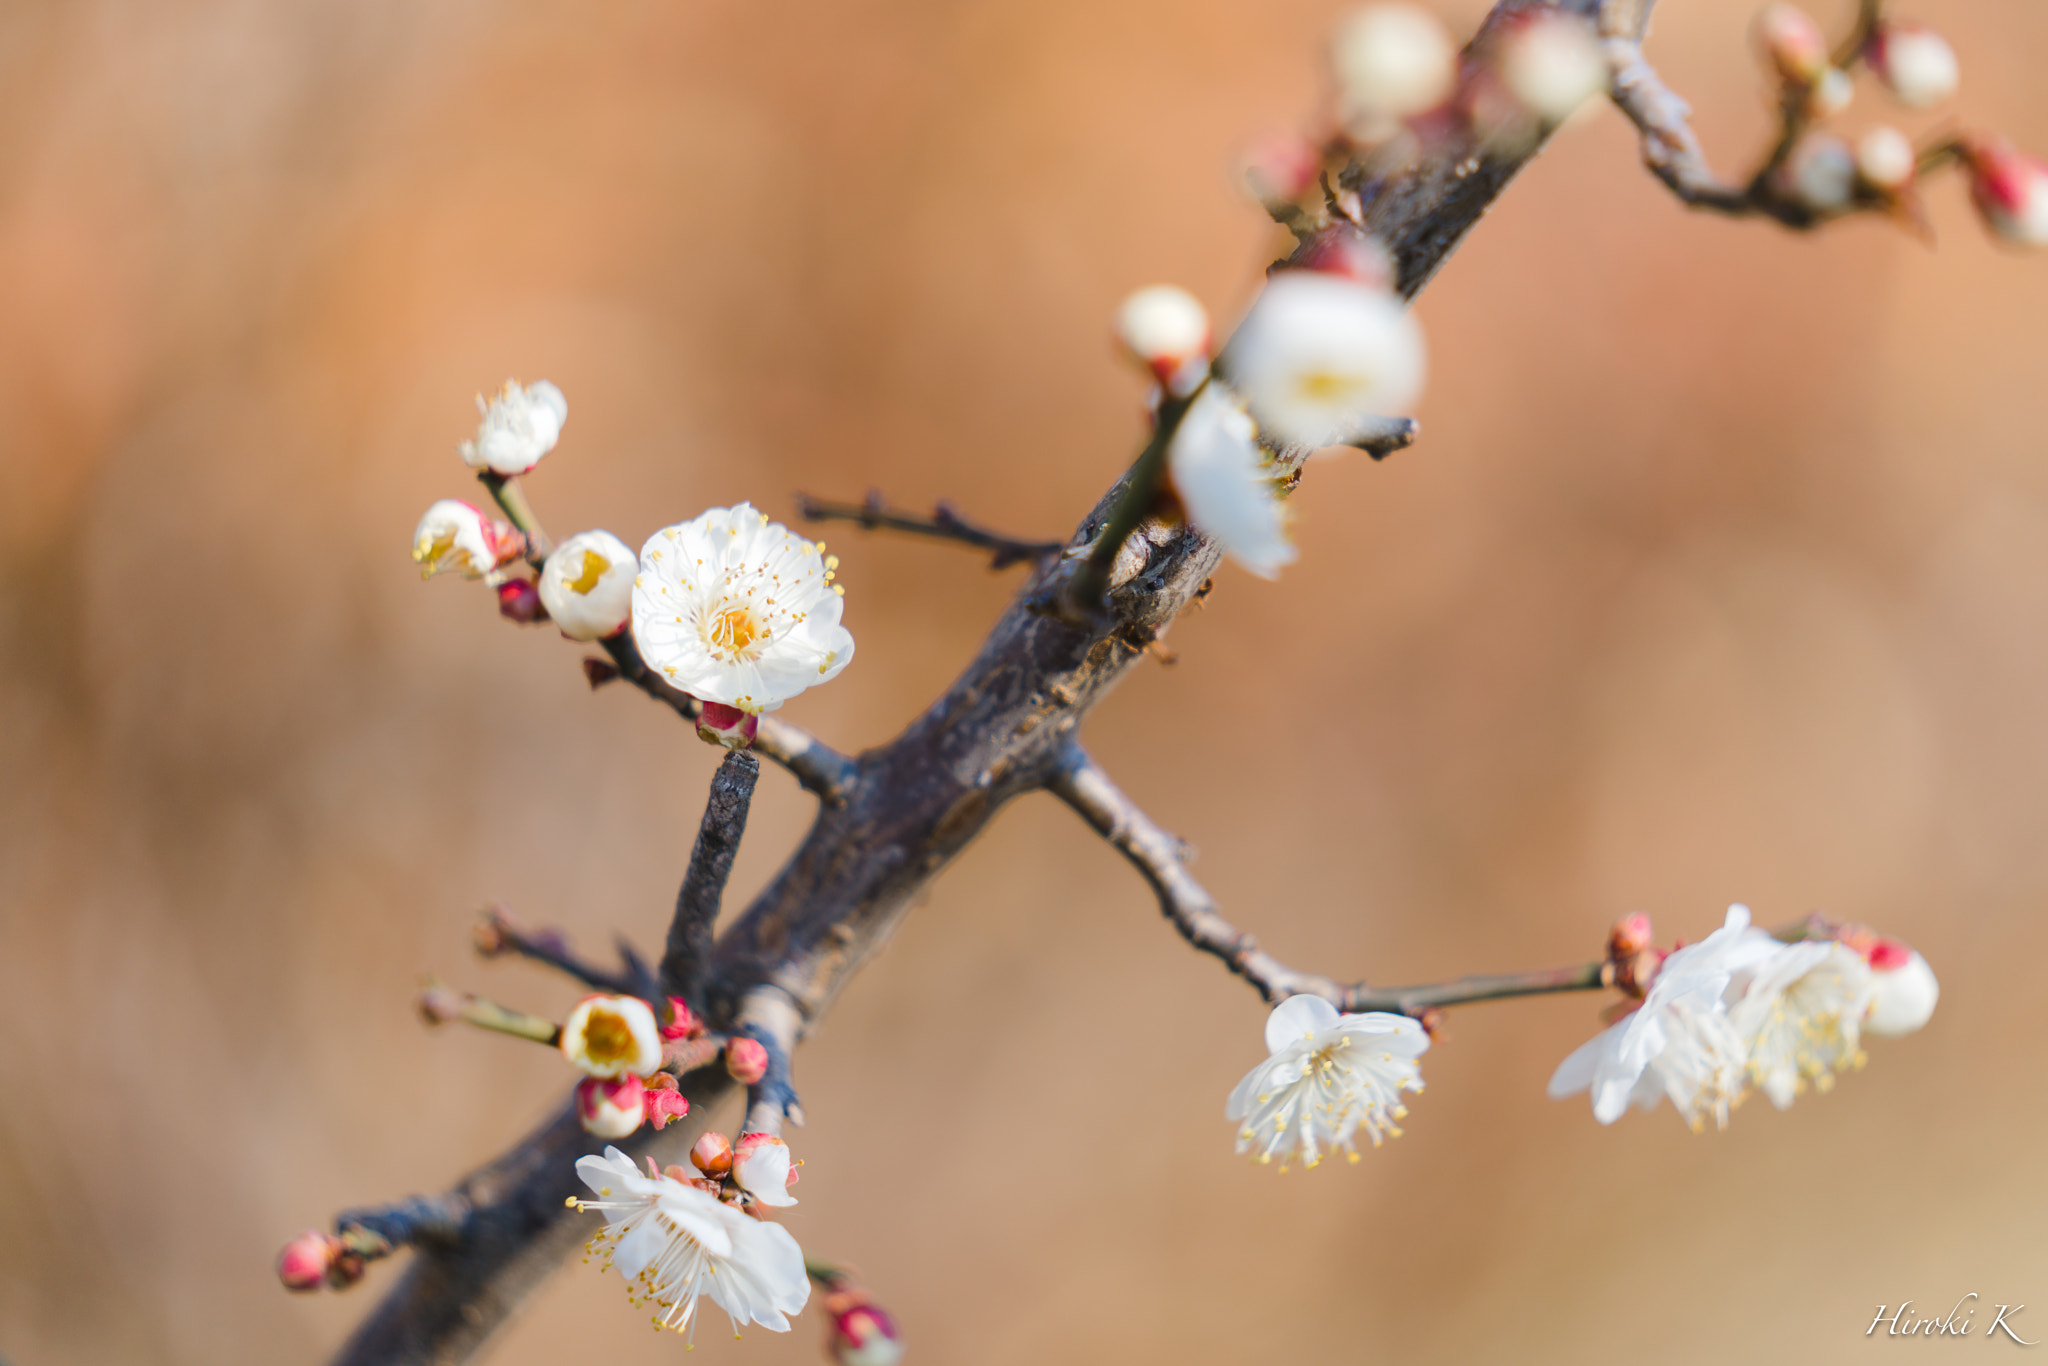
left=476, top=471, right=553, bottom=564
left=473, top=904, right=646, bottom=997
left=416, top=981, right=562, bottom=1047
left=335, top=1193, right=474, bottom=1260
left=796, top=491, right=1064, bottom=570
left=662, top=751, right=760, bottom=1003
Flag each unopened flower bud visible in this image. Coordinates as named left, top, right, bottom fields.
left=1331, top=4, right=1457, bottom=141
left=458, top=379, right=567, bottom=476
left=1608, top=912, right=1654, bottom=961
left=1856, top=126, right=1917, bottom=192
left=1292, top=225, right=1396, bottom=291
left=1494, top=11, right=1607, bottom=125
left=496, top=577, right=544, bottom=624
left=1752, top=4, right=1829, bottom=86
left=1804, top=66, right=1853, bottom=119
left=412, top=499, right=517, bottom=580
left=1113, top=285, right=1212, bottom=392
left=1964, top=137, right=2048, bottom=246
left=641, top=1071, right=691, bottom=1130
left=559, top=994, right=663, bottom=1079
left=661, top=996, right=705, bottom=1041
left=1862, top=939, right=1939, bottom=1036
left=1869, top=23, right=1957, bottom=109
left=576, top=1074, right=647, bottom=1138
left=277, top=1229, right=340, bottom=1292
left=696, top=700, right=761, bottom=750
left=538, top=530, right=636, bottom=641
left=725, top=1035, right=770, bottom=1085
left=733, top=1132, right=799, bottom=1207
left=1778, top=131, right=1857, bottom=212
left=416, top=981, right=464, bottom=1026
left=827, top=1294, right=906, bottom=1366
left=690, top=1129, right=735, bottom=1178
left=1240, top=133, right=1324, bottom=213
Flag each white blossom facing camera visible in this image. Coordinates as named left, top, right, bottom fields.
left=1226, top=994, right=1428, bottom=1170
left=412, top=499, right=514, bottom=580
left=631, top=503, right=856, bottom=715
left=1869, top=23, right=1958, bottom=109
left=1548, top=904, right=1779, bottom=1130
left=538, top=530, right=637, bottom=641
left=559, top=994, right=663, bottom=1080
left=1727, top=940, right=1873, bottom=1109
left=571, top=1147, right=810, bottom=1341
left=1223, top=270, right=1425, bottom=451
left=1167, top=385, right=1297, bottom=580
left=1330, top=4, right=1456, bottom=141
left=459, top=379, right=568, bottom=476
left=1861, top=939, right=1939, bottom=1037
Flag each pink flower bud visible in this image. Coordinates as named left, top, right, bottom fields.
left=1964, top=137, right=2048, bottom=247
left=1856, top=126, right=1917, bottom=192
left=696, top=700, right=761, bottom=750
left=690, top=1129, right=735, bottom=1178
left=641, top=1071, right=691, bottom=1130
left=1240, top=133, right=1324, bottom=212
left=1752, top=4, right=1829, bottom=86
left=725, top=1035, right=770, bottom=1085
left=660, top=996, right=705, bottom=1041
left=1607, top=912, right=1654, bottom=960
left=496, top=577, right=544, bottom=624
left=277, top=1229, right=340, bottom=1292
left=576, top=1074, right=647, bottom=1138
left=828, top=1296, right=906, bottom=1366
left=1869, top=22, right=1957, bottom=109
left=1862, top=939, right=1939, bottom=1037
left=559, top=994, right=663, bottom=1079
left=733, top=1132, right=799, bottom=1207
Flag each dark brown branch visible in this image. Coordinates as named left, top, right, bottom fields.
left=596, top=632, right=858, bottom=805
left=333, top=2, right=1653, bottom=1356
left=797, top=491, right=1064, bottom=570
left=473, top=903, right=647, bottom=997
left=1349, top=416, right=1419, bottom=461
left=661, top=751, right=760, bottom=1002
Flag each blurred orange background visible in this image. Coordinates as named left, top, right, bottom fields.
left=4, top=0, right=2046, bottom=1361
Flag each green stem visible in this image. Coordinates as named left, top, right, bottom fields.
left=477, top=471, right=553, bottom=564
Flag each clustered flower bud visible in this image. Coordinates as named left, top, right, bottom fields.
left=1868, top=22, right=1957, bottom=109
left=725, top=1034, right=771, bottom=1085
left=661, top=995, right=706, bottom=1041
left=696, top=699, right=761, bottom=750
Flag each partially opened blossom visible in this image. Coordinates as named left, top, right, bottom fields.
left=560, top=995, right=663, bottom=1079
left=412, top=499, right=513, bottom=580
left=459, top=379, right=567, bottom=476
left=733, top=1132, right=798, bottom=1208
left=632, top=504, right=855, bottom=715
left=576, top=1074, right=647, bottom=1139
left=1964, top=138, right=2048, bottom=247
left=1167, top=385, right=1296, bottom=580
left=572, top=1147, right=810, bottom=1340
left=1549, top=904, right=1780, bottom=1130
left=1223, top=270, right=1425, bottom=451
left=1728, top=940, right=1873, bottom=1109
left=538, top=529, right=636, bottom=641
left=1227, top=994, right=1428, bottom=1170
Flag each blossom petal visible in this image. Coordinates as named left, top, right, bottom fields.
left=1265, top=994, right=1341, bottom=1054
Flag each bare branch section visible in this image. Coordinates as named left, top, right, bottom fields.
left=335, top=3, right=1650, bottom=1358
left=661, top=751, right=760, bottom=1002
left=797, top=491, right=1064, bottom=570
left=473, top=904, right=649, bottom=997
left=1049, top=745, right=1607, bottom=1014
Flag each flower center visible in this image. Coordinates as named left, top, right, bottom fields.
left=581, top=1010, right=638, bottom=1068
left=704, top=604, right=765, bottom=661
left=1294, top=369, right=1370, bottom=405
left=566, top=548, right=610, bottom=595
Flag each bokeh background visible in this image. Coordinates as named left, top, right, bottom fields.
left=4, top=0, right=2046, bottom=1361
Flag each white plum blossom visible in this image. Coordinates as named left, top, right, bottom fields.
left=1115, top=285, right=1211, bottom=379
left=1728, top=940, right=1873, bottom=1109
left=412, top=499, right=511, bottom=580
left=632, top=503, right=855, bottom=715
left=1856, top=127, right=1917, bottom=193
left=1227, top=994, right=1428, bottom=1170
left=538, top=529, right=637, bottom=641
left=459, top=379, right=568, bottom=476
left=733, top=1133, right=798, bottom=1208
left=1548, top=905, right=1780, bottom=1130
left=1496, top=13, right=1607, bottom=124
left=1167, top=385, right=1296, bottom=580
left=1223, top=270, right=1425, bottom=451
left=559, top=995, right=663, bottom=1080
left=1863, top=942, right=1939, bottom=1037
left=1870, top=23, right=1957, bottom=109
left=572, top=1147, right=810, bottom=1340
left=1330, top=4, right=1456, bottom=141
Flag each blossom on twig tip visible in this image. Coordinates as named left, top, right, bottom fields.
left=560, top=994, right=663, bottom=1079
left=1114, top=285, right=1211, bottom=393
left=1492, top=11, right=1607, bottom=127
left=725, top=1035, right=771, bottom=1085
left=538, top=530, right=636, bottom=641
left=1963, top=137, right=2048, bottom=247
left=1330, top=4, right=1456, bottom=144
left=277, top=1229, right=342, bottom=1291
left=458, top=379, right=567, bottom=476
left=632, top=503, right=856, bottom=715
left=826, top=1289, right=906, bottom=1366
left=1226, top=994, right=1428, bottom=1170
left=412, top=499, right=516, bottom=581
